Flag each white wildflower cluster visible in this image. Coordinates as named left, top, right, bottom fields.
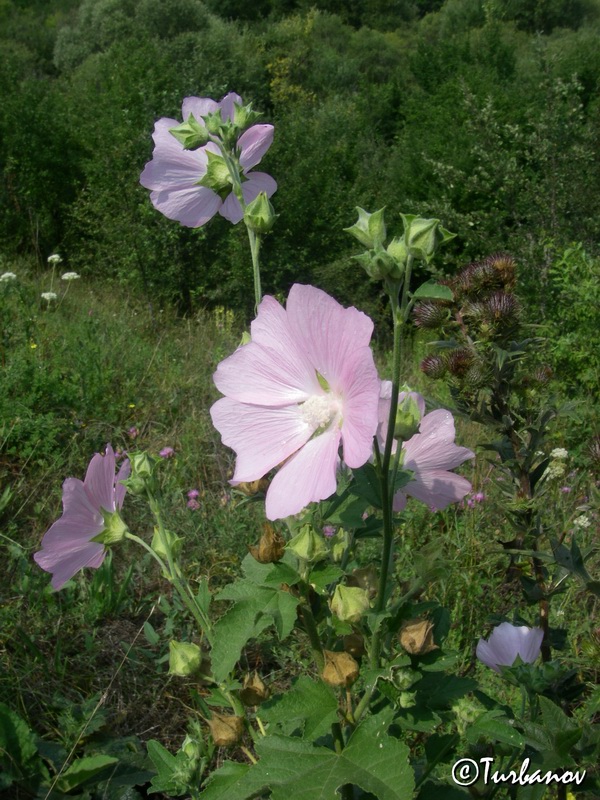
left=61, top=272, right=80, bottom=281
left=550, top=447, right=569, bottom=460
left=41, top=292, right=57, bottom=301
left=0, top=272, right=17, bottom=282
left=544, top=461, right=566, bottom=480
left=47, top=254, right=62, bottom=265
left=573, top=515, right=591, bottom=529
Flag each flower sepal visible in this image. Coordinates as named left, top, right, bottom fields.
left=151, top=526, right=183, bottom=561
left=168, top=640, right=202, bottom=676
left=197, top=151, right=233, bottom=195
left=401, top=213, right=455, bottom=264
left=124, top=451, right=158, bottom=495
left=394, top=392, right=422, bottom=442
left=330, top=584, right=371, bottom=624
left=93, top=508, right=129, bottom=545
left=169, top=114, right=210, bottom=150
left=344, top=207, right=387, bottom=250
left=232, top=101, right=261, bottom=133
left=286, top=524, right=328, bottom=564
left=244, top=191, right=276, bottom=234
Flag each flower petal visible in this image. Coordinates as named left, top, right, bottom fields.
left=115, top=459, right=131, bottom=510
left=140, top=118, right=210, bottom=192
left=218, top=92, right=243, bottom=121
left=35, top=543, right=106, bottom=591
left=150, top=185, right=222, bottom=227
left=286, top=285, right=374, bottom=392
left=181, top=96, right=218, bottom=121
left=84, top=445, right=116, bottom=512
left=210, top=397, right=312, bottom=482
left=339, top=355, right=379, bottom=468
left=403, top=410, right=474, bottom=473
left=238, top=124, right=274, bottom=171
left=266, top=426, right=341, bottom=519
left=397, top=470, right=472, bottom=511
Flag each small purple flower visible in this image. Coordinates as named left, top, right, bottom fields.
left=476, top=622, right=543, bottom=673
left=473, top=492, right=485, bottom=503
left=128, top=426, right=139, bottom=439
left=159, top=447, right=175, bottom=459
left=187, top=489, right=200, bottom=499
left=140, top=93, right=277, bottom=227
left=187, top=498, right=200, bottom=511
left=323, top=525, right=336, bottom=538
left=33, top=445, right=130, bottom=590
left=560, top=486, right=572, bottom=494
left=467, top=498, right=475, bottom=508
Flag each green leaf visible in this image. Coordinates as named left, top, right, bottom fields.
left=57, top=754, right=119, bottom=792
left=465, top=711, right=525, bottom=747
left=352, top=463, right=382, bottom=508
left=0, top=702, right=40, bottom=783
left=212, top=579, right=300, bottom=682
left=414, top=673, right=477, bottom=710
left=200, top=715, right=414, bottom=800
left=412, top=282, right=454, bottom=301
left=260, top=677, right=338, bottom=739
left=146, top=740, right=189, bottom=796
left=143, top=621, right=160, bottom=646
left=309, top=563, right=344, bottom=595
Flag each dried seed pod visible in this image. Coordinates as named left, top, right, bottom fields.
left=399, top=618, right=438, bottom=655
left=249, top=523, right=286, bottom=563
left=237, top=477, right=270, bottom=496
left=420, top=354, right=447, bottom=379
left=321, top=649, right=359, bottom=687
left=240, top=672, right=270, bottom=706
left=207, top=713, right=245, bottom=746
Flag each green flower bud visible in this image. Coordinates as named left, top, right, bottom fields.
left=169, top=640, right=202, bottom=676
left=286, top=525, right=328, bottom=564
left=232, top=102, right=261, bottom=132
left=170, top=114, right=210, bottom=150
left=203, top=110, right=226, bottom=136
left=244, top=191, right=276, bottom=234
left=401, top=213, right=455, bottom=264
left=92, top=509, right=129, bottom=545
left=151, top=526, right=183, bottom=560
left=394, top=393, right=422, bottom=441
left=330, top=584, right=371, bottom=624
left=386, top=236, right=408, bottom=266
left=123, top=451, right=158, bottom=495
left=344, top=207, right=387, bottom=249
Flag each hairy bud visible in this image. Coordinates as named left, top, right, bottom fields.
left=420, top=354, right=447, bottom=379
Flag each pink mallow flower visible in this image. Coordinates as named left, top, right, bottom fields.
left=33, top=445, right=130, bottom=590
left=140, top=93, right=276, bottom=227
left=210, top=284, right=380, bottom=520
left=476, top=622, right=544, bottom=673
left=378, top=384, right=474, bottom=511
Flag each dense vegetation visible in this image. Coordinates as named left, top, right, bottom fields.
left=1, top=1, right=599, bottom=798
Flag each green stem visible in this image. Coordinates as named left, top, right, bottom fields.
left=299, top=603, right=324, bottom=671
left=125, top=531, right=169, bottom=575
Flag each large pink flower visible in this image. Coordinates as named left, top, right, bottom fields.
left=210, top=285, right=380, bottom=519
left=33, top=445, right=130, bottom=589
left=140, top=93, right=277, bottom=226
left=378, top=383, right=474, bottom=511
left=476, top=622, right=543, bottom=673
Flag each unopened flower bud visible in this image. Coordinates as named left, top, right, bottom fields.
left=249, top=523, right=285, bottom=564
left=399, top=618, right=438, bottom=655
left=321, top=649, right=359, bottom=687
left=286, top=525, right=328, bottom=564
left=330, top=584, right=371, bottom=623
left=386, top=236, right=408, bottom=267
left=151, top=526, right=183, bottom=560
left=244, top=191, right=276, bottom=234
left=347, top=566, right=379, bottom=600
left=401, top=213, right=455, bottom=264
left=124, top=451, right=157, bottom=495
left=169, top=114, right=210, bottom=150
left=232, top=102, right=261, bottom=131
left=420, top=354, right=447, bottom=379
left=447, top=348, right=475, bottom=377
left=240, top=672, right=270, bottom=706
left=207, top=713, right=245, bottom=747
left=169, top=640, right=202, bottom=676
left=344, top=207, right=387, bottom=250
left=413, top=301, right=448, bottom=329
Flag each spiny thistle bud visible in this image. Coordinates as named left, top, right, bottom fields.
left=399, top=618, right=438, bottom=655
left=455, top=261, right=501, bottom=297
left=249, top=523, right=285, bottom=564
left=240, top=672, right=270, bottom=706
left=321, top=649, right=359, bottom=687
left=462, top=301, right=486, bottom=324
left=207, top=713, right=245, bottom=747
left=485, top=252, right=516, bottom=289
left=413, top=301, right=448, bottom=329
left=420, top=354, right=447, bottom=379
left=447, top=348, right=475, bottom=377
left=343, top=633, right=366, bottom=658
left=463, top=361, right=490, bottom=390
left=482, top=291, right=520, bottom=324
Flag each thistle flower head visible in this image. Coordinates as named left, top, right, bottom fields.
left=454, top=261, right=500, bottom=297
left=420, top=354, right=447, bottom=379
left=447, top=348, right=475, bottom=377
left=485, top=252, right=516, bottom=289
left=413, top=301, right=448, bottom=329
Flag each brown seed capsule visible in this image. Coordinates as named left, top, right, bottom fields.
left=249, top=523, right=286, bottom=563
left=240, top=672, right=270, bottom=706
left=399, top=618, right=438, bottom=655
left=321, top=649, right=359, bottom=687
left=343, top=633, right=366, bottom=658
left=237, top=477, right=270, bottom=496
left=207, top=713, right=245, bottom=747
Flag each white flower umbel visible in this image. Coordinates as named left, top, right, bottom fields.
left=0, top=272, right=17, bottom=282
left=550, top=447, right=568, bottom=460
left=573, top=515, right=591, bottom=529
left=41, top=292, right=57, bottom=301
left=47, top=254, right=62, bottom=265
left=61, top=272, right=80, bottom=281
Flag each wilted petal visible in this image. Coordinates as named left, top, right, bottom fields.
left=239, top=125, right=274, bottom=171
left=266, top=426, right=341, bottom=519
left=210, top=398, right=312, bottom=482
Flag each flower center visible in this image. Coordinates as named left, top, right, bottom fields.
left=300, top=394, right=339, bottom=432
